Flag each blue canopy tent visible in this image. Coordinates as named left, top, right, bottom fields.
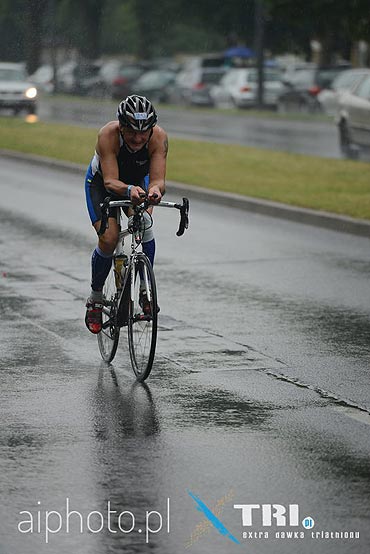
left=224, top=47, right=255, bottom=58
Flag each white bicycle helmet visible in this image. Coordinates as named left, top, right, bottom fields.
left=117, top=95, right=157, bottom=131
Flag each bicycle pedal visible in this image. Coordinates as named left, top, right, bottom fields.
left=134, top=314, right=152, bottom=322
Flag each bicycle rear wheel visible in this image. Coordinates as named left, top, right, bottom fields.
left=128, top=253, right=158, bottom=381
left=97, top=264, right=120, bottom=362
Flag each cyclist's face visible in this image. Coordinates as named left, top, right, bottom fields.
left=120, top=126, right=151, bottom=151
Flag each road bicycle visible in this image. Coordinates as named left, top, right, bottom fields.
left=96, top=194, right=189, bottom=381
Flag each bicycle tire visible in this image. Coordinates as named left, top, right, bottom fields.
left=97, top=263, right=120, bottom=362
left=128, top=253, right=158, bottom=381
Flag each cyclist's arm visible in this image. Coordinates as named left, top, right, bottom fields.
left=97, top=123, right=127, bottom=196
left=148, top=127, right=168, bottom=203
left=97, top=123, right=145, bottom=201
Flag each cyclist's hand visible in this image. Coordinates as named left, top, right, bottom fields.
left=130, top=186, right=147, bottom=205
left=148, top=186, right=162, bottom=205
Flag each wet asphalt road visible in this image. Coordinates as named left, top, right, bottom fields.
left=1, top=156, right=370, bottom=554
left=38, top=95, right=342, bottom=159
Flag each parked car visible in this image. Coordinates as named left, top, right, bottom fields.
left=188, top=67, right=228, bottom=106
left=149, top=57, right=182, bottom=73
left=57, top=60, right=102, bottom=95
left=318, top=68, right=370, bottom=116
left=85, top=59, right=181, bottom=99
left=111, top=65, right=148, bottom=100
left=181, top=54, right=226, bottom=71
left=210, top=67, right=283, bottom=108
left=29, top=64, right=54, bottom=93
left=171, top=66, right=225, bottom=105
left=78, top=59, right=127, bottom=98
left=132, top=69, right=177, bottom=103
left=336, top=73, right=370, bottom=158
left=277, top=65, right=351, bottom=113
left=0, top=62, right=37, bottom=115
left=280, top=62, right=316, bottom=85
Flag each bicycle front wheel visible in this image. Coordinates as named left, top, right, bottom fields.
left=97, top=263, right=120, bottom=363
left=128, top=253, right=158, bottom=381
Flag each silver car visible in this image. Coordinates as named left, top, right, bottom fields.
left=211, top=67, right=283, bottom=109
left=336, top=73, right=370, bottom=158
left=318, top=68, right=370, bottom=116
left=0, top=62, right=38, bottom=115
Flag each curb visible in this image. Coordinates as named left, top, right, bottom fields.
left=2, top=148, right=370, bottom=239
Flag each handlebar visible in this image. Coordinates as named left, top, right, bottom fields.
left=98, top=195, right=189, bottom=237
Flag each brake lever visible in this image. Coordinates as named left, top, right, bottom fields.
left=176, top=197, right=189, bottom=237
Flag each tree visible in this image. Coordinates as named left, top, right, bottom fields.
left=24, top=0, right=48, bottom=73
left=0, top=0, right=27, bottom=63
left=177, top=0, right=256, bottom=50
left=1, top=0, right=369, bottom=72
left=0, top=0, right=47, bottom=72
left=266, top=0, right=370, bottom=63
left=56, top=0, right=105, bottom=60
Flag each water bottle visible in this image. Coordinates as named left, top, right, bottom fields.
left=114, top=253, right=128, bottom=289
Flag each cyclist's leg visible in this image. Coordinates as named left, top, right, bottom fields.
left=91, top=217, right=119, bottom=290
left=141, top=212, right=155, bottom=266
left=85, top=167, right=119, bottom=333
left=86, top=220, right=120, bottom=333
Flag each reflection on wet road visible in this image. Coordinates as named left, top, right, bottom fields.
left=0, top=157, right=370, bottom=553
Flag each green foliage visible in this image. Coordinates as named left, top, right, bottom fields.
left=100, top=0, right=230, bottom=58
left=160, top=23, right=225, bottom=56
left=266, top=0, right=370, bottom=61
left=169, top=139, right=370, bottom=220
left=0, top=0, right=28, bottom=61
left=177, top=0, right=255, bottom=44
left=56, top=0, right=104, bottom=59
left=101, top=1, right=139, bottom=55
left=0, top=0, right=369, bottom=70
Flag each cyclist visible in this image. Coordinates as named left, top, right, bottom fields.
left=84, top=95, right=168, bottom=334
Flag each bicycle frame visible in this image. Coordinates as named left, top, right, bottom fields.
left=112, top=204, right=154, bottom=320
left=97, top=195, right=189, bottom=380
left=114, top=224, right=153, bottom=325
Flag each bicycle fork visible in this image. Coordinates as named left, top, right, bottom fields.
left=130, top=255, right=152, bottom=304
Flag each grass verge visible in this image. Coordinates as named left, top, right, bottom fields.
left=1, top=116, right=370, bottom=220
